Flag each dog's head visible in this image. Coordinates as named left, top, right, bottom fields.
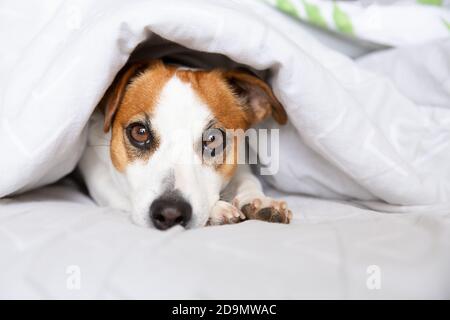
left=101, top=60, right=286, bottom=229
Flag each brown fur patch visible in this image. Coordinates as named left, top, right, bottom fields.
left=223, top=70, right=287, bottom=125
left=175, top=70, right=252, bottom=178
left=176, top=70, right=252, bottom=130
left=110, top=61, right=175, bottom=171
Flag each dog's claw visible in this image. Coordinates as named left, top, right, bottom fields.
left=208, top=198, right=292, bottom=226
left=208, top=200, right=245, bottom=226
left=252, top=198, right=262, bottom=210
left=239, top=197, right=292, bottom=224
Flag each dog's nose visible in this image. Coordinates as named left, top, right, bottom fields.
left=150, top=196, right=192, bottom=230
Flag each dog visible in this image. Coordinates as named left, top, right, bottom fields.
left=79, top=59, right=292, bottom=230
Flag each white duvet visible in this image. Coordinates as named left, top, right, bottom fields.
left=1, top=0, right=450, bottom=299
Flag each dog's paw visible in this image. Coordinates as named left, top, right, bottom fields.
left=236, top=197, right=292, bottom=224
left=207, top=200, right=246, bottom=226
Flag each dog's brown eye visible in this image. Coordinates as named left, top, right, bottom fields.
left=131, top=125, right=148, bottom=142
left=203, top=128, right=226, bottom=158
left=126, top=123, right=152, bottom=149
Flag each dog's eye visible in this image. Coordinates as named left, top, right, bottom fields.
left=202, top=128, right=226, bottom=158
left=126, top=123, right=151, bottom=148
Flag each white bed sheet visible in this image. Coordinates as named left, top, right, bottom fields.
left=1, top=0, right=450, bottom=300
left=1, top=183, right=449, bottom=299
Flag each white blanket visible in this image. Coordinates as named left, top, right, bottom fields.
left=1, top=0, right=450, bottom=214
left=1, top=0, right=450, bottom=300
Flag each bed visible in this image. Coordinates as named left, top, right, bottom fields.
left=1, top=0, right=449, bottom=299
left=1, top=181, right=449, bottom=299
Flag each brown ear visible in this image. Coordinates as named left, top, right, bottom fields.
left=224, top=70, right=287, bottom=125
left=101, top=62, right=147, bottom=133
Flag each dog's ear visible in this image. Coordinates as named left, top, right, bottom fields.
left=101, top=62, right=147, bottom=133
left=224, top=70, right=287, bottom=125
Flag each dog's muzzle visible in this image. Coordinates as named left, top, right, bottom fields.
left=149, top=191, right=192, bottom=230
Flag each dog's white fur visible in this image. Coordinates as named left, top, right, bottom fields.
left=79, top=63, right=294, bottom=229
left=80, top=74, right=268, bottom=228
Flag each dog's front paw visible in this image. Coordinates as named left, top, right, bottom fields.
left=237, top=197, right=292, bottom=224
left=207, top=200, right=246, bottom=226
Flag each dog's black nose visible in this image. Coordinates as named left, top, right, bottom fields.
left=150, top=195, right=192, bottom=230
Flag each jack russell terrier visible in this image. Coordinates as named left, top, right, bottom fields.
left=79, top=60, right=292, bottom=230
